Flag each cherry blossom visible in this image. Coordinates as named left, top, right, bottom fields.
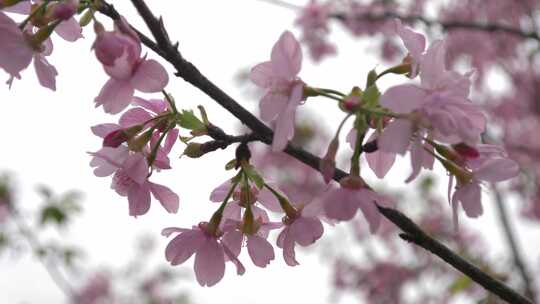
left=250, top=31, right=305, bottom=151
left=162, top=223, right=245, bottom=287
left=93, top=18, right=169, bottom=114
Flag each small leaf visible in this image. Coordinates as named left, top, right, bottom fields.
left=178, top=110, right=205, bottom=131
left=225, top=159, right=237, bottom=170
left=40, top=205, right=67, bottom=226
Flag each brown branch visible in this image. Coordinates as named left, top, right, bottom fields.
left=378, top=205, right=533, bottom=304
left=332, top=11, right=540, bottom=42
left=492, top=184, right=537, bottom=301
left=96, top=2, right=533, bottom=303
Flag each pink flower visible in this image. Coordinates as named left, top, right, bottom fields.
left=321, top=176, right=391, bottom=233
left=250, top=31, right=305, bottom=151
left=450, top=151, right=519, bottom=225
left=89, top=146, right=179, bottom=217
left=0, top=12, right=58, bottom=90
left=162, top=223, right=245, bottom=287
left=275, top=198, right=324, bottom=266
left=93, top=18, right=169, bottom=114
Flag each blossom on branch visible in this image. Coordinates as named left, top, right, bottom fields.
left=250, top=31, right=305, bottom=151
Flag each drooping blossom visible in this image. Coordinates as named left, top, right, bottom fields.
left=275, top=196, right=324, bottom=266
left=0, top=11, right=58, bottom=90
left=89, top=146, right=179, bottom=217
left=162, top=222, right=245, bottom=287
left=449, top=147, right=519, bottom=225
left=321, top=175, right=391, bottom=233
left=93, top=18, right=169, bottom=114
left=250, top=31, right=305, bottom=151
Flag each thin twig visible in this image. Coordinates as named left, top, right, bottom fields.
left=492, top=184, right=537, bottom=301
left=96, top=2, right=533, bottom=303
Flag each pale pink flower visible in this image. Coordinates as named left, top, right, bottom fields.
left=93, top=18, right=169, bottom=114
left=250, top=31, right=305, bottom=151
left=451, top=154, right=519, bottom=225
left=321, top=178, right=389, bottom=233
left=162, top=223, right=245, bottom=287
left=89, top=146, right=179, bottom=217
left=379, top=40, right=486, bottom=155
left=0, top=12, right=58, bottom=90
left=275, top=199, right=324, bottom=266
left=295, top=1, right=336, bottom=61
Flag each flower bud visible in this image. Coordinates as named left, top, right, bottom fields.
left=452, top=143, right=480, bottom=159
left=51, top=0, right=78, bottom=21
left=182, top=143, right=204, bottom=158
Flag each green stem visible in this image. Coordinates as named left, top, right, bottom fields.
left=19, top=1, right=50, bottom=30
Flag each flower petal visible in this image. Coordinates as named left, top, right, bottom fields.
left=194, top=239, right=225, bottom=287
left=270, top=31, right=302, bottom=79
left=149, top=182, right=179, bottom=213
left=95, top=78, right=134, bottom=114
left=247, top=235, right=275, bottom=268
left=131, top=59, right=169, bottom=93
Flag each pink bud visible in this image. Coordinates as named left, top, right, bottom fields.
left=103, top=129, right=129, bottom=147
left=452, top=143, right=480, bottom=159
left=51, top=0, right=78, bottom=21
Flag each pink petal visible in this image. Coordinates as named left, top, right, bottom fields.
left=323, top=188, right=360, bottom=221
left=453, top=183, right=482, bottom=218
left=95, top=78, right=134, bottom=114
left=222, top=230, right=243, bottom=259
left=33, top=55, right=58, bottom=91
left=132, top=97, right=168, bottom=114
left=209, top=180, right=233, bottom=203
left=257, top=185, right=283, bottom=212
left=290, top=217, right=323, bottom=246
left=357, top=190, right=382, bottom=233
left=222, top=240, right=246, bottom=275
left=271, top=83, right=303, bottom=152
left=127, top=183, right=151, bottom=216
left=280, top=229, right=299, bottom=266
left=131, top=59, right=169, bottom=93
left=474, top=158, right=520, bottom=182
left=123, top=153, right=148, bottom=185
left=250, top=61, right=274, bottom=88
left=161, top=227, right=190, bottom=237
left=259, top=91, right=288, bottom=122
left=194, top=239, right=225, bottom=287
left=3, top=2, right=31, bottom=14
left=149, top=182, right=179, bottom=213
left=420, top=40, right=447, bottom=90
left=378, top=119, right=413, bottom=154
left=271, top=31, right=302, bottom=79
left=165, top=229, right=206, bottom=265
left=380, top=84, right=427, bottom=113
left=54, top=18, right=83, bottom=42
left=405, top=138, right=425, bottom=183
left=89, top=146, right=128, bottom=176
left=365, top=143, right=396, bottom=179
left=0, top=12, right=33, bottom=77
left=119, top=107, right=152, bottom=128
left=247, top=235, right=275, bottom=267
left=162, top=128, right=179, bottom=155
left=395, top=19, right=425, bottom=62
left=91, top=123, right=121, bottom=138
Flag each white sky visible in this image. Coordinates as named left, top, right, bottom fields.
left=0, top=1, right=539, bottom=304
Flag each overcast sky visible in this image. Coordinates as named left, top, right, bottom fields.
left=0, top=1, right=538, bottom=303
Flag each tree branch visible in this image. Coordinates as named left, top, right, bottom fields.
left=492, top=184, right=537, bottom=301
left=377, top=205, right=533, bottom=304
left=96, top=2, right=533, bottom=303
